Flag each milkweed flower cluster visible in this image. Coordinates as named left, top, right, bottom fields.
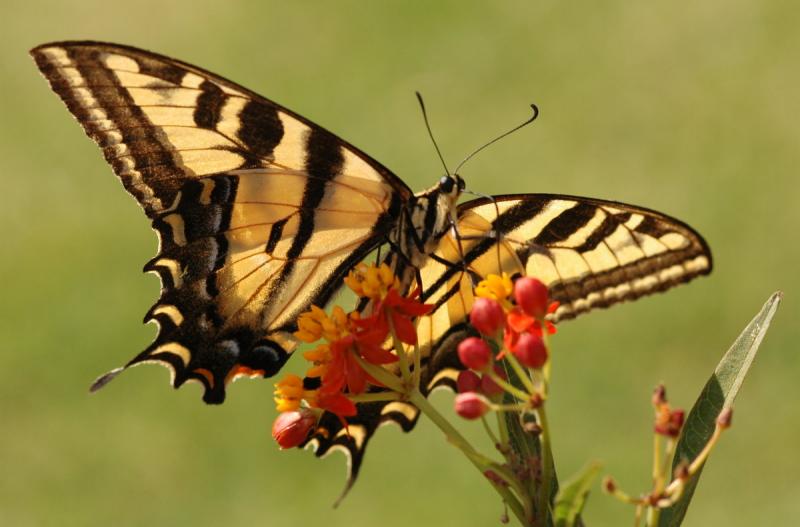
left=448, top=274, right=561, bottom=523
left=271, top=263, right=432, bottom=448
left=454, top=274, right=559, bottom=420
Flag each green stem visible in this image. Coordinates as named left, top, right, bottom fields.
left=388, top=316, right=412, bottom=382
left=412, top=339, right=422, bottom=391
left=481, top=415, right=501, bottom=447
left=493, top=403, right=533, bottom=412
left=537, top=404, right=554, bottom=524
left=541, top=330, right=552, bottom=391
left=351, top=353, right=405, bottom=393
left=488, top=369, right=532, bottom=402
left=503, top=352, right=538, bottom=395
left=348, top=392, right=403, bottom=404
left=496, top=404, right=510, bottom=450
left=409, top=390, right=528, bottom=525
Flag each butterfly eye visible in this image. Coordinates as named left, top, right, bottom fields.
left=439, top=175, right=455, bottom=193
left=457, top=175, right=466, bottom=190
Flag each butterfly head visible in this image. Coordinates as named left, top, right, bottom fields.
left=438, top=174, right=465, bottom=198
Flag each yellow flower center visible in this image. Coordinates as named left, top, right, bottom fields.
left=475, top=273, right=514, bottom=307
left=344, top=262, right=400, bottom=301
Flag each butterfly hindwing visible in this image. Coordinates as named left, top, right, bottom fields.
left=31, top=41, right=412, bottom=402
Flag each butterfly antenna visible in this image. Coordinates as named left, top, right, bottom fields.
left=454, top=103, right=539, bottom=174
left=416, top=92, right=452, bottom=175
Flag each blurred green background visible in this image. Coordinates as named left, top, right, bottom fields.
left=2, top=1, right=797, bottom=525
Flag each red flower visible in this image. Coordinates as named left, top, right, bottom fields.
left=457, top=370, right=482, bottom=393
left=457, top=337, right=492, bottom=371
left=514, top=277, right=549, bottom=318
left=469, top=297, right=506, bottom=337
left=503, top=302, right=558, bottom=355
left=351, top=321, right=398, bottom=366
left=355, top=287, right=433, bottom=346
left=454, top=392, right=491, bottom=420
left=480, top=366, right=506, bottom=397
left=272, top=410, right=317, bottom=449
left=512, top=332, right=548, bottom=369
left=315, top=390, right=357, bottom=419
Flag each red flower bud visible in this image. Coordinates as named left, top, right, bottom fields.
left=655, top=408, right=685, bottom=437
left=480, top=365, right=507, bottom=397
left=514, top=277, right=549, bottom=318
left=454, top=392, right=491, bottom=420
left=457, top=337, right=492, bottom=371
left=512, top=332, right=548, bottom=369
left=456, top=370, right=482, bottom=393
left=469, top=297, right=506, bottom=336
left=717, top=407, right=733, bottom=429
left=652, top=384, right=668, bottom=406
left=272, top=410, right=316, bottom=449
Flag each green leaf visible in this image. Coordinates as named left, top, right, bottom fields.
left=658, top=292, right=783, bottom=527
left=554, top=462, right=602, bottom=527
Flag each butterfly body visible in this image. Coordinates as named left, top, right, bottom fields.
left=392, top=174, right=465, bottom=269
left=32, top=41, right=712, bottom=479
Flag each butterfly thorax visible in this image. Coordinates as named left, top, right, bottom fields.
left=390, top=174, right=465, bottom=269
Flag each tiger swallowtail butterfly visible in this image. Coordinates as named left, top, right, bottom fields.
left=31, top=41, right=712, bottom=486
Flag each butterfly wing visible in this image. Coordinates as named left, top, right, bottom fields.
left=31, top=41, right=412, bottom=403
left=305, top=193, right=711, bottom=484
left=417, top=193, right=712, bottom=389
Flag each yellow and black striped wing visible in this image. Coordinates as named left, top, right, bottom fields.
left=304, top=194, right=711, bottom=481
left=31, top=41, right=411, bottom=403
left=418, top=193, right=712, bottom=389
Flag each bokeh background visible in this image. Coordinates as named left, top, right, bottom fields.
left=2, top=1, right=797, bottom=525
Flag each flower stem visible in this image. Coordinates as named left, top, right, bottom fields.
left=388, top=317, right=412, bottom=382
left=348, top=392, right=403, bottom=404
left=481, top=415, right=501, bottom=446
left=409, top=389, right=528, bottom=524
left=412, top=340, right=422, bottom=391
left=503, top=352, right=538, bottom=395
left=541, top=331, right=552, bottom=392
left=351, top=353, right=405, bottom=393
left=487, top=369, right=533, bottom=402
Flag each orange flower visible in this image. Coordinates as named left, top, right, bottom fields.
left=344, top=262, right=400, bottom=301
left=274, top=374, right=306, bottom=412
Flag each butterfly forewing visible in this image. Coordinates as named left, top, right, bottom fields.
left=31, top=41, right=411, bottom=402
